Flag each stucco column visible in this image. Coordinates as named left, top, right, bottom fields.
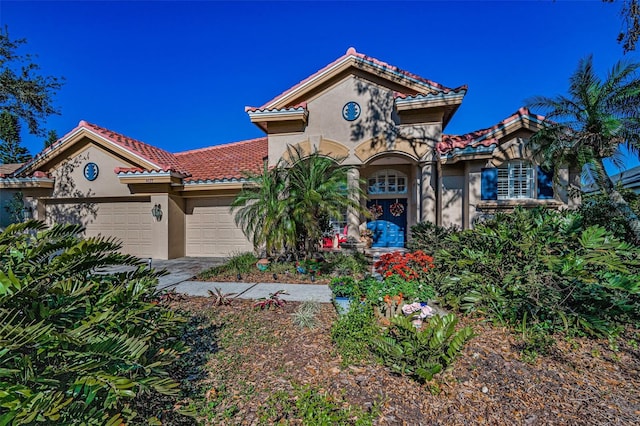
left=420, top=162, right=437, bottom=224
left=347, top=166, right=361, bottom=240
left=150, top=194, right=169, bottom=260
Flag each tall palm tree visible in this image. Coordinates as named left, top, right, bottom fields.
left=283, top=145, right=364, bottom=256
left=231, top=161, right=296, bottom=256
left=527, top=54, right=640, bottom=242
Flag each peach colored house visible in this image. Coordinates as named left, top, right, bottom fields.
left=0, top=48, right=578, bottom=259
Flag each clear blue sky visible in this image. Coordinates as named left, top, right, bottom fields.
left=1, top=0, right=639, bottom=173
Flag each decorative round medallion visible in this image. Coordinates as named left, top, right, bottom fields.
left=342, top=101, right=361, bottom=121
left=83, top=162, right=99, bottom=181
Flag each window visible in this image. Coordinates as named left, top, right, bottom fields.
left=481, top=162, right=554, bottom=201
left=367, top=170, right=407, bottom=194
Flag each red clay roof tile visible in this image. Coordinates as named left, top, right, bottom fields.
left=175, top=137, right=268, bottom=182
left=80, top=121, right=189, bottom=173
left=439, top=107, right=544, bottom=154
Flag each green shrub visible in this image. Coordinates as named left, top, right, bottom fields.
left=433, top=207, right=640, bottom=337
left=371, top=314, right=474, bottom=383
left=0, top=221, right=189, bottom=425
left=330, top=302, right=379, bottom=365
left=325, top=251, right=369, bottom=276
left=198, top=251, right=257, bottom=278
left=329, top=276, right=361, bottom=298
left=365, top=274, right=435, bottom=304
left=408, top=221, right=459, bottom=256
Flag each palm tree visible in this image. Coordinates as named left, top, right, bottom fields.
left=231, top=161, right=296, bottom=257
left=526, top=54, right=640, bottom=242
left=283, top=145, right=363, bottom=256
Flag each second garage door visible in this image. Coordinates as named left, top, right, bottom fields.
left=185, top=197, right=252, bottom=257
left=46, top=199, right=154, bottom=258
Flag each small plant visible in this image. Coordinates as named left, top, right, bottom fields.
left=207, top=287, right=236, bottom=306
left=372, top=313, right=475, bottom=383
left=331, top=301, right=379, bottom=365
left=253, top=289, right=288, bottom=310
left=329, top=276, right=361, bottom=299
left=291, top=301, right=321, bottom=329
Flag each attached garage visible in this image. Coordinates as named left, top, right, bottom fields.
left=185, top=197, right=252, bottom=257
left=46, top=198, right=154, bottom=258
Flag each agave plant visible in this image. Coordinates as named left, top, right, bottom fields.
left=0, top=220, right=188, bottom=424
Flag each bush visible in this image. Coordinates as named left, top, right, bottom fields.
left=372, top=314, right=474, bottom=383
left=373, top=250, right=434, bottom=280
left=433, top=207, right=640, bottom=337
left=329, top=276, right=361, bottom=298
left=408, top=221, right=459, bottom=256
left=365, top=274, right=435, bottom=304
left=330, top=302, right=379, bottom=365
left=0, top=221, right=189, bottom=424
left=198, top=251, right=257, bottom=279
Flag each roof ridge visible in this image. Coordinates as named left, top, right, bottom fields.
left=175, top=137, right=268, bottom=156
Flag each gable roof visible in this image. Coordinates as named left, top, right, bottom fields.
left=175, top=137, right=267, bottom=183
left=439, top=107, right=545, bottom=155
left=246, top=47, right=467, bottom=113
left=12, top=120, right=190, bottom=178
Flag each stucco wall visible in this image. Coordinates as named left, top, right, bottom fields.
left=267, top=76, right=440, bottom=167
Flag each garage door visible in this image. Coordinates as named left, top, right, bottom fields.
left=185, top=197, right=252, bottom=257
left=46, top=200, right=153, bottom=258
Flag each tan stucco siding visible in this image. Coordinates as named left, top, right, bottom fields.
left=185, top=197, right=252, bottom=257
left=441, top=167, right=465, bottom=228
left=50, top=145, right=136, bottom=198
left=45, top=199, right=153, bottom=258
left=268, top=77, right=439, bottom=166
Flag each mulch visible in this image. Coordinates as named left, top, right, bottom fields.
left=171, top=297, right=640, bottom=425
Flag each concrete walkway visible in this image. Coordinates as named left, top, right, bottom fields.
left=170, top=280, right=333, bottom=303
left=108, top=256, right=335, bottom=303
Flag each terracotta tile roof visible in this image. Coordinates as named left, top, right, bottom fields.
left=439, top=107, right=545, bottom=154
left=254, top=47, right=465, bottom=110
left=80, top=121, right=188, bottom=173
left=175, top=137, right=268, bottom=182
left=0, top=163, right=22, bottom=177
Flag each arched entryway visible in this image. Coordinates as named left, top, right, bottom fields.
left=365, top=169, right=408, bottom=248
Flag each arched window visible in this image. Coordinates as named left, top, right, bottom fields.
left=367, top=169, right=408, bottom=195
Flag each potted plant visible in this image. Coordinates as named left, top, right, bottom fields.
left=256, top=258, right=270, bottom=272
left=360, top=228, right=373, bottom=248
left=329, top=276, right=361, bottom=315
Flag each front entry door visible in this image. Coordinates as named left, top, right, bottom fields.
left=366, top=199, right=407, bottom=248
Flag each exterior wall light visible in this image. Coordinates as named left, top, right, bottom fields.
left=22, top=206, right=33, bottom=221
left=151, top=204, right=163, bottom=222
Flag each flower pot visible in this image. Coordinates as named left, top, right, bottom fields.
left=256, top=259, right=270, bottom=272
left=334, top=296, right=351, bottom=315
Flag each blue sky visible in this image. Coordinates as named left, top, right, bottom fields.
left=1, top=0, right=639, bottom=173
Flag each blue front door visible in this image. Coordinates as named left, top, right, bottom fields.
left=366, top=199, right=407, bottom=248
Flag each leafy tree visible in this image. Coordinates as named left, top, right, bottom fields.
left=605, top=0, right=640, bottom=52
left=0, top=110, right=30, bottom=163
left=0, top=27, right=63, bottom=138
left=231, top=161, right=296, bottom=257
left=283, top=145, right=363, bottom=256
left=231, top=146, right=364, bottom=258
left=44, top=128, right=58, bottom=149
left=526, top=55, right=640, bottom=242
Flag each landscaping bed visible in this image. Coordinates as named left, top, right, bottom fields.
left=173, top=297, right=640, bottom=425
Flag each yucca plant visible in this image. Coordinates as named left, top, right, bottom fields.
left=372, top=314, right=474, bottom=383
left=0, top=221, right=188, bottom=425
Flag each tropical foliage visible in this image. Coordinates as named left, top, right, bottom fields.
left=231, top=145, right=364, bottom=258
left=526, top=55, right=640, bottom=242
left=426, top=207, right=640, bottom=337
left=0, top=221, right=189, bottom=424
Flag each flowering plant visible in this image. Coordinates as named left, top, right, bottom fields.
left=374, top=250, right=435, bottom=281
left=360, top=229, right=373, bottom=239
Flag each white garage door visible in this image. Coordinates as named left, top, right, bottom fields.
left=46, top=200, right=153, bottom=258
left=185, top=197, right=252, bottom=257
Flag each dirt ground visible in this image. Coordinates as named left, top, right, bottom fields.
left=171, top=296, right=640, bottom=426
